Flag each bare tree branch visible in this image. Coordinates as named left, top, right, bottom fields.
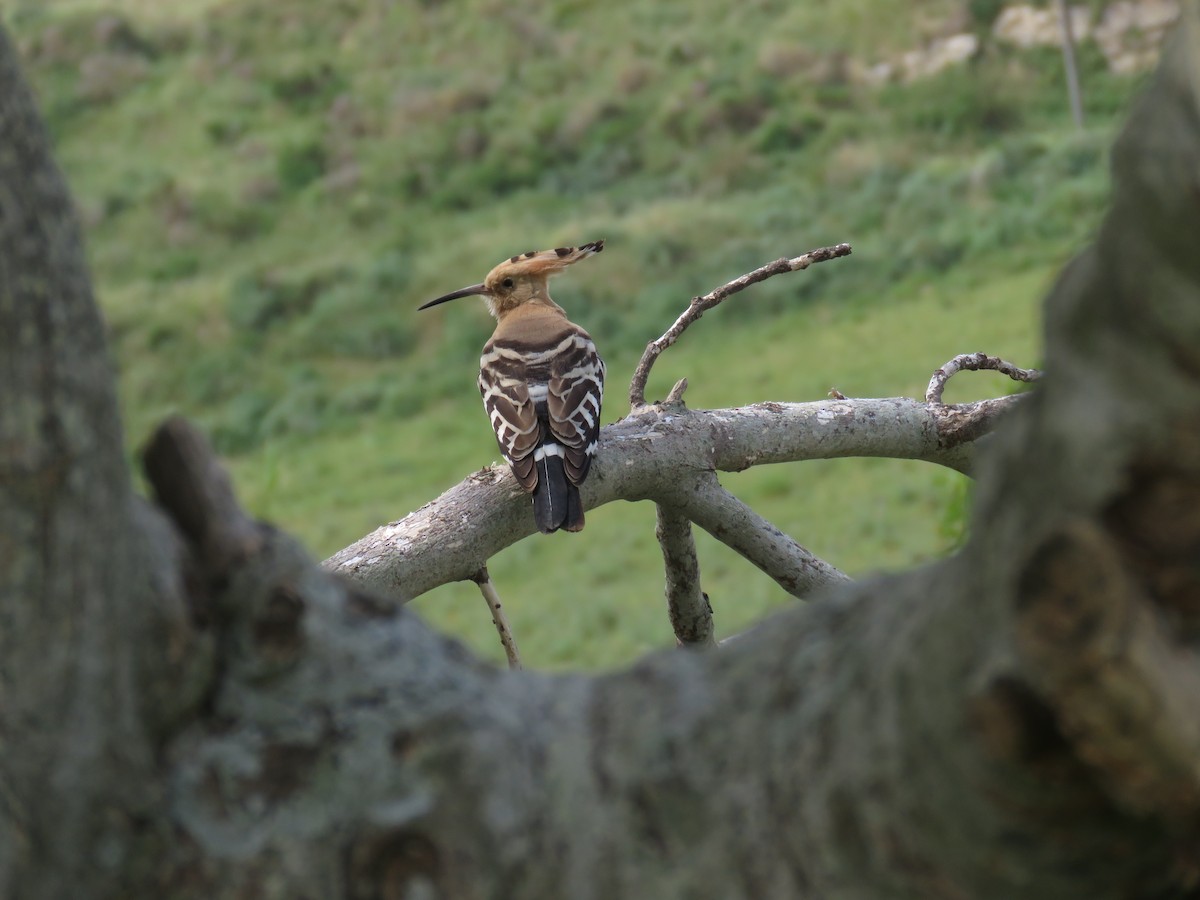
left=654, top=505, right=715, bottom=646
left=926, top=352, right=1043, bottom=403
left=628, top=243, right=853, bottom=408
left=472, top=567, right=522, bottom=669
left=327, top=394, right=1009, bottom=601
left=673, top=472, right=851, bottom=597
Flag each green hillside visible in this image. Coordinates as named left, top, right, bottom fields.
left=6, top=0, right=1150, bottom=666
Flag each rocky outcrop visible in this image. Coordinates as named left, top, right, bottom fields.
left=855, top=0, right=1179, bottom=86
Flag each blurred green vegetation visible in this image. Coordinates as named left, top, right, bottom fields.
left=6, top=0, right=1149, bottom=667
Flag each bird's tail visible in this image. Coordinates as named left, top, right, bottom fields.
left=563, top=481, right=585, bottom=532
left=533, top=452, right=585, bottom=533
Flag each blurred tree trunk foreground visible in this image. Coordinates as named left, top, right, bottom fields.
left=5, top=10, right=1200, bottom=900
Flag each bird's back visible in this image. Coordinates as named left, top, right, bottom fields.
left=479, top=303, right=604, bottom=532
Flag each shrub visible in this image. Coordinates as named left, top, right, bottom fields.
left=149, top=250, right=200, bottom=282
left=966, top=0, right=1006, bottom=33
left=287, top=252, right=418, bottom=359
left=192, top=189, right=275, bottom=240
left=227, top=270, right=324, bottom=333
left=210, top=389, right=274, bottom=454
left=754, top=108, right=825, bottom=154
left=887, top=62, right=1024, bottom=139
left=205, top=117, right=248, bottom=146
left=276, top=139, right=327, bottom=192
left=294, top=290, right=419, bottom=359
left=260, top=376, right=330, bottom=439
left=269, top=62, right=345, bottom=113
left=75, top=52, right=148, bottom=104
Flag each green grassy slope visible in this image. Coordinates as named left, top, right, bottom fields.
left=6, top=0, right=1148, bottom=666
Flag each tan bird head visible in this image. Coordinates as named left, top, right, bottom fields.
left=419, top=240, right=604, bottom=319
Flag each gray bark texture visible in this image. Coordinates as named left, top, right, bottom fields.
left=3, top=8, right=1200, bottom=898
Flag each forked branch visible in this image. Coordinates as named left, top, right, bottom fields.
left=327, top=395, right=1016, bottom=601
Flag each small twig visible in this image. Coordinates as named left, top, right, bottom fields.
left=628, top=243, right=853, bottom=408
left=472, top=567, right=522, bottom=670
left=654, top=505, right=715, bottom=647
left=926, top=353, right=1043, bottom=404
left=665, top=378, right=689, bottom=405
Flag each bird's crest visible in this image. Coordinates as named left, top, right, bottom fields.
left=487, top=240, right=604, bottom=283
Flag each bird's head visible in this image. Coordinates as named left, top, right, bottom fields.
left=419, top=240, right=604, bottom=318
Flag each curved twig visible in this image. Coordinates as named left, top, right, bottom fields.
left=628, top=243, right=853, bottom=408
left=926, top=353, right=1043, bottom=404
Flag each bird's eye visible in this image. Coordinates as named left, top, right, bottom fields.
left=502, top=278, right=514, bottom=289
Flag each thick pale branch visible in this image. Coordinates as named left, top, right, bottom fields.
left=654, top=505, right=715, bottom=646
left=628, top=243, right=852, bottom=407
left=926, top=352, right=1043, bottom=403
left=327, top=396, right=1005, bottom=601
left=704, top=396, right=1020, bottom=473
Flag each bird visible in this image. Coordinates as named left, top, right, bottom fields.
left=419, top=240, right=605, bottom=533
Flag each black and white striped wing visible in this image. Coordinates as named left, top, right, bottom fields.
left=478, top=354, right=540, bottom=492
left=547, top=331, right=605, bottom=485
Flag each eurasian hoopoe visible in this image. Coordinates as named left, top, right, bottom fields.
left=419, top=241, right=606, bottom=533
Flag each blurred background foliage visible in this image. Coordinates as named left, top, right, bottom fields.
left=5, top=0, right=1153, bottom=666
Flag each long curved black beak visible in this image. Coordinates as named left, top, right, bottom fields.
left=418, top=283, right=489, bottom=310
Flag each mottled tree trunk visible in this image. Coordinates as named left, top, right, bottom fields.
left=4, top=11, right=1200, bottom=900
left=0, top=26, right=162, bottom=899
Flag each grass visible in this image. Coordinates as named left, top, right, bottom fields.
left=4, top=0, right=1148, bottom=668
